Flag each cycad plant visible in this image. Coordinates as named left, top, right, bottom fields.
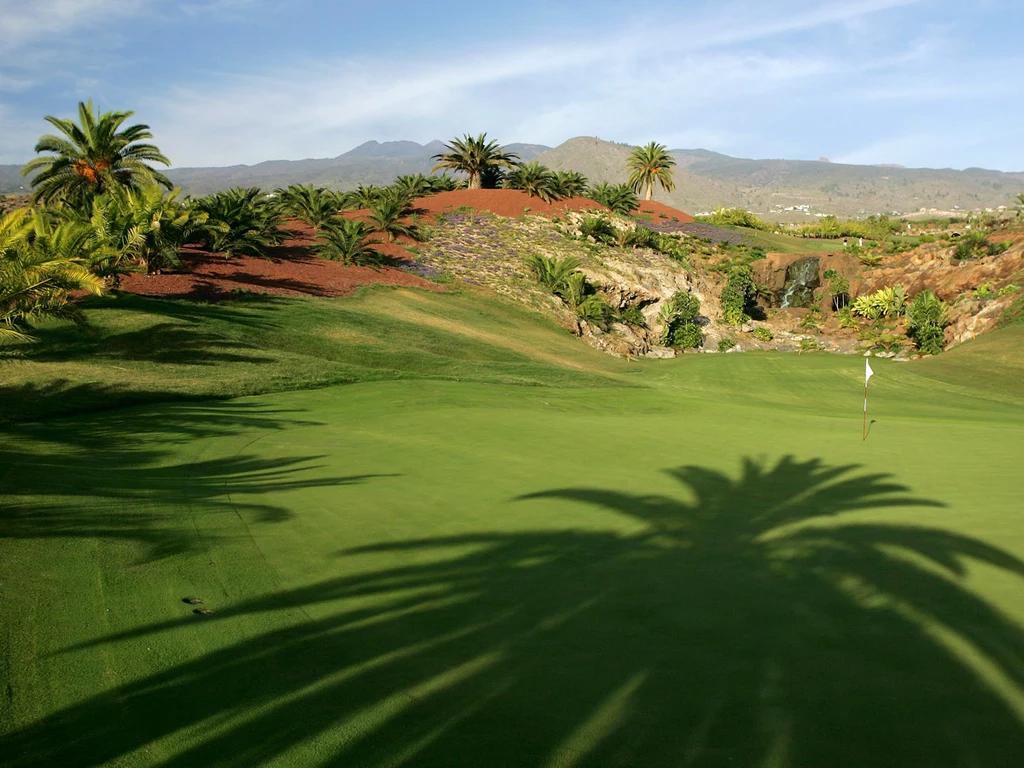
left=392, top=175, right=433, bottom=199
left=524, top=253, right=582, bottom=296
left=314, top=219, right=383, bottom=265
left=86, top=186, right=216, bottom=276
left=627, top=142, right=677, bottom=201
left=431, top=134, right=520, bottom=190
left=21, top=100, right=171, bottom=209
left=193, top=187, right=285, bottom=257
left=578, top=215, right=616, bottom=243
left=503, top=162, right=559, bottom=202
left=0, top=208, right=103, bottom=345
left=588, top=183, right=639, bottom=215
left=366, top=189, right=420, bottom=243
left=551, top=171, right=589, bottom=199
left=274, top=184, right=340, bottom=230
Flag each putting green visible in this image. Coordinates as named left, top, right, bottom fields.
left=2, top=331, right=1023, bottom=765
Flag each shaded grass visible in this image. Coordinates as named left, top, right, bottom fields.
left=2, top=363, right=1023, bottom=766
left=0, top=287, right=632, bottom=424
left=2, top=287, right=1023, bottom=766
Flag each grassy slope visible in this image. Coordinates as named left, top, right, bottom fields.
left=0, top=287, right=630, bottom=424
left=740, top=228, right=844, bottom=254
left=2, top=290, right=1023, bottom=767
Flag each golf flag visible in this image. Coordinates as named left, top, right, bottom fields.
left=862, top=360, right=874, bottom=440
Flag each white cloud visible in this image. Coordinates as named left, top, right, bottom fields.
left=148, top=1, right=942, bottom=166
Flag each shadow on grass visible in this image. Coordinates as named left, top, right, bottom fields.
left=3, top=456, right=1023, bottom=767
left=0, top=399, right=394, bottom=559
left=22, top=293, right=289, bottom=368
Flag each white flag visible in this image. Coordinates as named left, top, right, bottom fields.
left=865, top=359, right=875, bottom=385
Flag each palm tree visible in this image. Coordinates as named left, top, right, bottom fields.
left=431, top=134, right=520, bottom=190
left=366, top=189, right=420, bottom=243
left=1015, top=192, right=1024, bottom=221
left=21, top=100, right=171, bottom=208
left=626, top=142, right=676, bottom=201
left=314, top=219, right=383, bottom=265
left=0, top=208, right=103, bottom=345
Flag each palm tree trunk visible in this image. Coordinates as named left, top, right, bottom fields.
left=646, top=182, right=653, bottom=201
left=469, top=173, right=481, bottom=190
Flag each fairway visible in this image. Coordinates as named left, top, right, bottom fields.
left=2, top=321, right=1023, bottom=767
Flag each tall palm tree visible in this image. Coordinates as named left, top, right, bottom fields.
left=626, top=142, right=677, bottom=201
left=21, top=100, right=171, bottom=208
left=431, top=134, right=520, bottom=190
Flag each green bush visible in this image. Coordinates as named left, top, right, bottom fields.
left=617, top=304, right=646, bottom=327
left=578, top=215, right=615, bottom=244
left=717, top=338, right=736, bottom=352
left=905, top=290, right=949, bottom=355
left=696, top=207, right=772, bottom=231
left=720, top=265, right=756, bottom=324
left=752, top=327, right=773, bottom=342
left=575, top=295, right=614, bottom=328
left=659, top=291, right=703, bottom=348
left=851, top=285, right=907, bottom=320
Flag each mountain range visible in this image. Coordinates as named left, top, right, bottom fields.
left=3, top=137, right=1022, bottom=219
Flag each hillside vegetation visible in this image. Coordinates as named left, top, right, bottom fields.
left=7, top=136, right=1021, bottom=218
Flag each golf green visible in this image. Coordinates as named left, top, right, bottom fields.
left=2, top=345, right=1023, bottom=766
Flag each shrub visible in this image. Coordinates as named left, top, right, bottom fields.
left=588, top=183, right=639, bottom=215
left=851, top=285, right=907, bottom=320
left=717, top=338, right=736, bottom=352
left=752, top=327, right=773, bottom=341
left=617, top=304, right=646, bottom=327
left=578, top=215, right=615, bottom=244
left=905, top=290, right=949, bottom=355
left=696, top=207, right=771, bottom=231
left=823, top=268, right=851, bottom=310
left=313, top=219, right=384, bottom=265
left=837, top=307, right=860, bottom=329
left=524, top=254, right=582, bottom=295
left=194, top=187, right=285, bottom=257
left=576, top=295, right=614, bottom=328
left=720, top=265, right=756, bottom=324
left=659, top=291, right=703, bottom=348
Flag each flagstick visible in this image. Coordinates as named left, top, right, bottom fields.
left=862, top=382, right=869, bottom=441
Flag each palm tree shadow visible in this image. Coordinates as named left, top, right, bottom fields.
left=3, top=456, right=1022, bottom=767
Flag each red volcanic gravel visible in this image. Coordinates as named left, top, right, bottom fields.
left=410, top=189, right=608, bottom=218
left=636, top=200, right=695, bottom=222
left=119, top=223, right=441, bottom=301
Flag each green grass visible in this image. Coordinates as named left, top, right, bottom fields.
left=2, top=289, right=1024, bottom=767
left=740, top=228, right=844, bottom=254
left=0, top=287, right=630, bottom=424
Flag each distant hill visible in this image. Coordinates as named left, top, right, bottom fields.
left=4, top=136, right=1023, bottom=218
left=535, top=138, right=1024, bottom=219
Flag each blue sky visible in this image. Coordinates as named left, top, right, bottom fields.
left=1, top=0, right=1021, bottom=170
